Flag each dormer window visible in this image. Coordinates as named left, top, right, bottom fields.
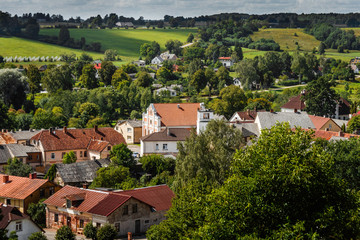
left=66, top=199, right=71, bottom=208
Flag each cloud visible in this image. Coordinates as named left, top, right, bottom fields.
left=0, top=0, right=357, bottom=19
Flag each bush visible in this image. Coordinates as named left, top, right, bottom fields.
left=28, top=232, right=48, bottom=240
left=96, top=224, right=117, bottom=240
left=84, top=222, right=97, bottom=240
left=55, top=226, right=76, bottom=240
left=278, top=79, right=299, bottom=86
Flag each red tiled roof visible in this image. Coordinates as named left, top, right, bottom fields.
left=88, top=194, right=131, bottom=216
left=308, top=115, right=339, bottom=130
left=232, top=110, right=266, bottom=122
left=219, top=57, right=231, bottom=60
left=281, top=94, right=306, bottom=110
left=0, top=174, right=50, bottom=200
left=300, top=129, right=358, bottom=141
left=0, top=205, right=29, bottom=229
left=117, top=185, right=175, bottom=211
left=88, top=140, right=109, bottom=152
left=153, top=103, right=200, bottom=127
left=31, top=127, right=125, bottom=151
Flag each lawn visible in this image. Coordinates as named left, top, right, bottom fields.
left=0, top=36, right=103, bottom=59
left=40, top=28, right=198, bottom=62
left=250, top=28, right=321, bottom=52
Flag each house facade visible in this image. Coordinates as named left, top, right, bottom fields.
left=0, top=174, right=61, bottom=213
left=151, top=56, right=164, bottom=65
left=229, top=110, right=265, bottom=123
left=30, top=127, right=125, bottom=167
left=0, top=205, right=43, bottom=240
left=218, top=57, right=233, bottom=67
left=308, top=115, right=341, bottom=132
left=155, top=87, right=177, bottom=97
left=115, top=120, right=142, bottom=144
left=44, top=185, right=174, bottom=236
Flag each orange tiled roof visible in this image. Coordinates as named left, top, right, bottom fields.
left=87, top=140, right=109, bottom=152
left=0, top=174, right=50, bottom=200
left=301, top=129, right=358, bottom=141
left=281, top=94, right=306, bottom=110
left=308, top=115, right=339, bottom=130
left=153, top=103, right=200, bottom=127
left=31, top=127, right=125, bottom=152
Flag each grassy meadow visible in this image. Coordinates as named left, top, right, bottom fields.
left=40, top=28, right=198, bottom=62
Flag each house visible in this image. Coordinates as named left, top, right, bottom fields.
left=308, top=115, right=341, bottom=132
left=140, top=128, right=191, bottom=156
left=281, top=91, right=351, bottom=120
left=93, top=60, right=101, bottom=70
left=218, top=57, right=233, bottom=67
left=44, top=185, right=174, bottom=236
left=54, top=159, right=111, bottom=187
left=0, top=173, right=61, bottom=213
left=0, top=129, right=41, bottom=145
left=229, top=109, right=266, bottom=123
left=114, top=120, right=142, bottom=144
left=133, top=60, right=146, bottom=67
left=255, top=111, right=315, bottom=132
left=151, top=56, right=164, bottom=65
left=0, top=205, right=44, bottom=240
left=160, top=52, right=177, bottom=61
left=231, top=123, right=260, bottom=142
left=116, top=22, right=134, bottom=28
left=350, top=57, right=360, bottom=73
left=233, top=78, right=242, bottom=88
left=155, top=87, right=177, bottom=97
left=0, top=144, right=41, bottom=172
left=30, top=126, right=126, bottom=167
left=142, top=103, right=201, bottom=136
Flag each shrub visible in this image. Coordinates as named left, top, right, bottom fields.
left=55, top=226, right=75, bottom=240
left=96, top=224, right=117, bottom=240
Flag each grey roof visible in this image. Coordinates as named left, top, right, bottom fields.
left=117, top=120, right=142, bottom=128
left=332, top=119, right=348, bottom=128
left=8, top=130, right=41, bottom=141
left=6, top=144, right=40, bottom=157
left=256, top=112, right=315, bottom=130
left=56, top=159, right=111, bottom=184
left=330, top=136, right=349, bottom=142
left=232, top=123, right=260, bottom=137
left=0, top=145, right=12, bottom=164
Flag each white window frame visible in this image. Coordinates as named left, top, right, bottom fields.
left=51, top=153, right=55, bottom=159
left=16, top=221, right=22, bottom=232
left=163, top=144, right=168, bottom=150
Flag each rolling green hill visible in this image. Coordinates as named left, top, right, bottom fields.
left=40, top=28, right=198, bottom=62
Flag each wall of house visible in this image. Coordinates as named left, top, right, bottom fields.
left=134, top=127, right=142, bottom=144
left=6, top=218, right=42, bottom=240
left=92, top=198, right=167, bottom=236
left=44, top=149, right=89, bottom=165
left=142, top=105, right=162, bottom=137
left=319, top=120, right=341, bottom=132
left=0, top=198, right=24, bottom=212
left=26, top=152, right=42, bottom=167
left=46, top=205, right=92, bottom=234
left=281, top=108, right=305, bottom=113
left=24, top=182, right=61, bottom=213
left=140, top=140, right=180, bottom=157
left=117, top=123, right=136, bottom=144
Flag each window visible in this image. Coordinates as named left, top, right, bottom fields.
left=115, top=222, right=120, bottom=232
left=132, top=204, right=138, bottom=213
left=155, top=144, right=159, bottom=150
left=15, top=221, right=22, bottom=232
left=127, top=136, right=131, bottom=140
left=54, top=214, right=58, bottom=223
left=62, top=152, right=65, bottom=158
left=145, top=220, right=150, bottom=224
left=79, top=219, right=84, bottom=228
left=163, top=144, right=168, bottom=150
left=107, top=146, right=111, bottom=151
left=84, top=151, right=87, bottom=157
left=203, top=113, right=210, bottom=119
left=66, top=199, right=71, bottom=208
left=329, top=124, right=332, bottom=130
left=96, top=223, right=101, bottom=228
left=127, top=128, right=132, bottom=133
left=150, top=120, right=152, bottom=125
left=40, top=188, right=45, bottom=198
left=123, top=205, right=128, bottom=215
left=49, top=187, right=55, bottom=196
left=80, top=151, right=83, bottom=157
left=51, top=153, right=55, bottom=159
left=29, top=155, right=33, bottom=160
left=73, top=151, right=77, bottom=156
left=6, top=199, right=11, bottom=205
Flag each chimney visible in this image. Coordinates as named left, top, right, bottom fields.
left=167, top=128, right=170, bottom=136
left=128, top=232, right=132, bottom=240
left=2, top=175, right=9, bottom=183
left=29, top=173, right=37, bottom=179
left=270, top=109, right=274, bottom=113
left=247, top=109, right=250, bottom=115
left=63, top=126, right=67, bottom=133
left=294, top=109, right=297, bottom=113
left=177, top=104, right=180, bottom=109
left=83, top=184, right=88, bottom=189
left=338, top=131, right=344, bottom=137
left=94, top=125, right=98, bottom=132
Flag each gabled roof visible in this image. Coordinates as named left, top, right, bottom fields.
left=56, top=159, right=111, bottom=184
left=117, top=120, right=142, bottom=128
left=308, top=129, right=359, bottom=141
left=115, top=185, right=175, bottom=211
left=88, top=194, right=131, bottom=216
left=0, top=205, right=32, bottom=229
left=7, top=144, right=41, bottom=157
left=219, top=57, right=231, bottom=60
left=232, top=123, right=260, bottom=137
left=88, top=140, right=110, bottom=152
left=7, top=130, right=41, bottom=141
left=308, top=115, right=339, bottom=130
left=231, top=110, right=266, bottom=122
left=152, top=103, right=201, bottom=127
left=0, top=145, right=12, bottom=164
left=256, top=112, right=315, bottom=130
left=0, top=174, right=50, bottom=200
left=31, top=127, right=125, bottom=152
left=281, top=94, right=306, bottom=110
left=141, top=128, right=191, bottom=142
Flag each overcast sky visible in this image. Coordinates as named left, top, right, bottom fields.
left=1, top=0, right=358, bottom=20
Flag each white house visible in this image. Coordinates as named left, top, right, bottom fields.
left=233, top=78, right=242, bottom=88
left=133, top=60, right=146, bottom=67
left=218, top=57, right=234, bottom=68
left=140, top=128, right=191, bottom=157
left=160, top=52, right=178, bottom=61
left=0, top=205, right=43, bottom=240
left=151, top=56, right=164, bottom=65
left=155, top=87, right=177, bottom=97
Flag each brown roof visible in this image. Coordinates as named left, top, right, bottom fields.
left=117, top=185, right=175, bottom=211
left=153, top=103, right=200, bottom=127
left=0, top=205, right=30, bottom=229
left=308, top=115, right=339, bottom=130
left=232, top=110, right=265, bottom=122
left=31, top=127, right=125, bottom=151
left=281, top=94, right=306, bottom=111
left=88, top=194, right=131, bottom=216
left=300, top=129, right=358, bottom=141
left=88, top=140, right=109, bottom=152
left=141, top=128, right=191, bottom=142
left=0, top=174, right=50, bottom=200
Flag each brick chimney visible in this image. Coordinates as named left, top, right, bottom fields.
left=128, top=232, right=132, bottom=240
left=167, top=128, right=170, bottom=136
left=29, top=173, right=37, bottom=179
left=2, top=175, right=9, bottom=183
left=63, top=126, right=67, bottom=133
left=270, top=109, right=274, bottom=113
left=294, top=109, right=297, bottom=113
left=94, top=125, right=98, bottom=132
left=83, top=184, right=88, bottom=189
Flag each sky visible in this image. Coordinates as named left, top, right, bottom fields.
left=0, top=0, right=358, bottom=20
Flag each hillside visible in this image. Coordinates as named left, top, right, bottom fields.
left=0, top=36, right=103, bottom=59
left=40, top=28, right=198, bottom=62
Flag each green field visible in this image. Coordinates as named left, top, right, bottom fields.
left=0, top=36, right=103, bottom=59
left=40, top=28, right=198, bottom=62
